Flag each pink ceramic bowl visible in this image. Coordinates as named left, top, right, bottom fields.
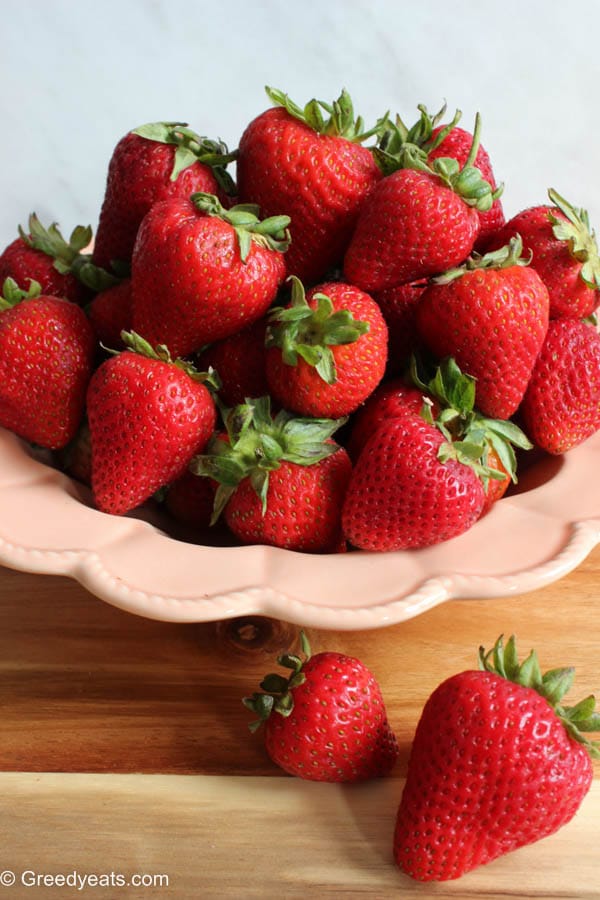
left=0, top=426, right=599, bottom=630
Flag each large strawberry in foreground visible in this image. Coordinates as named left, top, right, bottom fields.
left=0, top=279, right=95, bottom=449
left=87, top=332, right=217, bottom=515
left=244, top=631, right=399, bottom=782
left=237, top=87, right=385, bottom=284
left=131, top=193, right=290, bottom=358
left=394, top=635, right=598, bottom=881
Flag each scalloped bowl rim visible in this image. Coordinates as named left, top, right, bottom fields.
left=0, top=426, right=599, bottom=630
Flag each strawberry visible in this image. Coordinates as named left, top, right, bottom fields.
left=87, top=279, right=132, bottom=349
left=244, top=631, right=398, bottom=782
left=378, top=103, right=505, bottom=249
left=236, top=88, right=385, bottom=284
left=163, top=469, right=217, bottom=531
left=92, top=123, right=236, bottom=272
left=0, top=279, right=95, bottom=449
left=0, top=213, right=119, bottom=304
left=191, top=397, right=350, bottom=552
left=87, top=332, right=218, bottom=515
left=415, top=237, right=550, bottom=419
left=341, top=412, right=486, bottom=551
left=344, top=114, right=501, bottom=292
left=197, top=318, right=269, bottom=408
left=346, top=377, right=433, bottom=460
left=264, top=277, right=388, bottom=417
left=484, top=189, right=600, bottom=319
left=520, top=318, right=600, bottom=454
left=372, top=280, right=427, bottom=374
left=394, top=635, right=599, bottom=881
left=56, top=420, right=93, bottom=486
left=131, top=193, right=289, bottom=358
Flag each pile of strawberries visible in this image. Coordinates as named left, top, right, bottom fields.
left=1, top=87, right=600, bottom=554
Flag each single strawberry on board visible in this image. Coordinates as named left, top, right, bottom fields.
left=92, top=122, right=237, bottom=271
left=416, top=236, right=550, bottom=419
left=244, top=631, right=398, bottom=782
left=87, top=331, right=218, bottom=515
left=0, top=278, right=95, bottom=449
left=265, top=277, right=388, bottom=417
left=344, top=114, right=501, bottom=292
left=236, top=87, right=385, bottom=284
left=484, top=188, right=600, bottom=319
left=190, top=396, right=350, bottom=553
left=131, top=192, right=289, bottom=358
left=377, top=102, right=505, bottom=248
left=520, top=317, right=600, bottom=454
left=0, top=213, right=120, bottom=304
left=394, top=634, right=599, bottom=882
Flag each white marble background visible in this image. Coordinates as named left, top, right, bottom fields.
left=1, top=0, right=598, bottom=248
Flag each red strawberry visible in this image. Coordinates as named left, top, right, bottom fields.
left=0, top=213, right=118, bottom=304
left=520, top=318, right=600, bottom=454
left=416, top=237, right=550, bottom=419
left=87, top=332, right=217, bottom=515
left=341, top=412, right=486, bottom=551
left=244, top=631, right=398, bottom=782
left=131, top=193, right=289, bottom=358
left=484, top=189, right=600, bottom=319
left=344, top=114, right=500, bottom=292
left=378, top=103, right=505, bottom=249
left=346, top=377, right=432, bottom=460
left=57, top=421, right=93, bottom=486
left=236, top=88, right=384, bottom=284
left=87, top=279, right=132, bottom=348
left=264, top=278, right=388, bottom=417
left=372, top=280, right=427, bottom=374
left=394, top=635, right=598, bottom=881
left=191, top=397, right=350, bottom=553
left=0, top=279, right=95, bottom=449
left=163, top=469, right=217, bottom=531
left=197, top=318, right=269, bottom=408
left=92, top=123, right=236, bottom=271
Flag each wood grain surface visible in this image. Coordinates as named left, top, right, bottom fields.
left=1, top=549, right=599, bottom=898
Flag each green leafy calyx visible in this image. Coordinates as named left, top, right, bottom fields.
left=19, top=213, right=121, bottom=292
left=547, top=188, right=600, bottom=292
left=0, top=276, right=42, bottom=312
left=265, top=276, right=370, bottom=385
left=191, top=192, right=291, bottom=263
left=243, top=630, right=312, bottom=732
left=132, top=122, right=238, bottom=195
left=117, top=330, right=220, bottom=389
left=266, top=86, right=388, bottom=143
left=189, top=396, right=346, bottom=522
left=411, top=356, right=532, bottom=490
left=479, top=635, right=600, bottom=759
left=432, top=234, right=531, bottom=284
left=375, top=101, right=462, bottom=173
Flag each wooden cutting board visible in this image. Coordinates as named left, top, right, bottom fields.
left=1, top=550, right=599, bottom=898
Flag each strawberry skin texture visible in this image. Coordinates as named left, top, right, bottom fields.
left=343, top=169, right=481, bottom=292
left=225, top=446, right=352, bottom=553
left=485, top=206, right=599, bottom=319
left=520, top=318, right=600, bottom=454
left=0, top=236, right=86, bottom=304
left=373, top=281, right=427, bottom=374
left=87, top=279, right=132, bottom=349
left=428, top=125, right=505, bottom=249
left=265, top=282, right=388, bottom=417
left=416, top=266, right=550, bottom=419
left=264, top=651, right=399, bottom=782
left=87, top=352, right=217, bottom=515
left=198, top=318, right=269, bottom=408
left=0, top=296, right=95, bottom=449
left=131, top=198, right=286, bottom=358
left=342, top=415, right=485, bottom=551
left=237, top=107, right=382, bottom=284
left=393, top=669, right=593, bottom=881
left=346, top=378, right=431, bottom=461
left=92, top=131, right=218, bottom=271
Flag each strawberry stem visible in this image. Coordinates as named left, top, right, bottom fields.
left=243, top=630, right=312, bottom=730
left=191, top=193, right=291, bottom=262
